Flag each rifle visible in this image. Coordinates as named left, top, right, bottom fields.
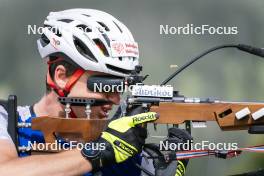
left=113, top=44, right=264, bottom=134
left=10, top=44, right=264, bottom=150
left=2, top=44, right=264, bottom=172
left=107, top=44, right=264, bottom=175
left=124, top=89, right=264, bottom=133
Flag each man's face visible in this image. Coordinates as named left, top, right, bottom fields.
left=66, top=71, right=121, bottom=119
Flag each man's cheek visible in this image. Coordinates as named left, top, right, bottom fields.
left=90, top=106, right=101, bottom=119
left=71, top=106, right=86, bottom=117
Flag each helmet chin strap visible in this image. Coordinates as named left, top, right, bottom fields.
left=46, top=59, right=85, bottom=118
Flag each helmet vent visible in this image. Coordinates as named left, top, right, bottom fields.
left=40, top=34, right=50, bottom=47
left=73, top=36, right=98, bottom=63
left=93, top=39, right=109, bottom=57
left=58, top=19, right=73, bottom=23
left=106, top=64, right=131, bottom=75
left=76, top=24, right=92, bottom=33
left=82, top=14, right=91, bottom=17
left=102, top=33, right=110, bottom=47
left=113, top=21, right=123, bottom=33
left=97, top=22, right=110, bottom=31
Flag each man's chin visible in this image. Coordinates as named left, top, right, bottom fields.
left=71, top=111, right=108, bottom=119
left=88, top=113, right=108, bottom=119
left=98, top=114, right=108, bottom=119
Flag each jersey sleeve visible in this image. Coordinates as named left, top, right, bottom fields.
left=0, top=105, right=12, bottom=141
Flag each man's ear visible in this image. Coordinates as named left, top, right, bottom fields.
left=54, top=65, right=69, bottom=89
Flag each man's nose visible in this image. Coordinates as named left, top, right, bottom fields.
left=106, top=92, right=121, bottom=105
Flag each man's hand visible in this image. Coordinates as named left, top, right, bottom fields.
left=81, top=112, right=158, bottom=171
left=144, top=128, right=193, bottom=176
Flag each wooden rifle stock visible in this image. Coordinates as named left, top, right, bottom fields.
left=32, top=117, right=109, bottom=144
left=150, top=102, right=264, bottom=130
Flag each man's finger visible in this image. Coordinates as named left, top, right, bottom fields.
left=108, top=112, right=159, bottom=133
left=131, top=112, right=159, bottom=126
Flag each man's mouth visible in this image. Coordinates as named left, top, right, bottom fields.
left=100, top=110, right=109, bottom=118
left=99, top=105, right=112, bottom=118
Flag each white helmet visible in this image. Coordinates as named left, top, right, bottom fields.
left=37, top=8, right=139, bottom=77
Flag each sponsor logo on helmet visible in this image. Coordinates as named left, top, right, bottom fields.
left=125, top=43, right=138, bottom=49
left=112, top=43, right=124, bottom=55
left=51, top=38, right=60, bottom=50
left=110, top=41, right=139, bottom=58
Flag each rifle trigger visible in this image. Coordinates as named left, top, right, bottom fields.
left=153, top=123, right=157, bottom=131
